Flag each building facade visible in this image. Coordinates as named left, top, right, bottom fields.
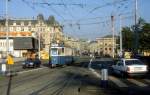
left=96, top=37, right=117, bottom=57
left=0, top=14, right=63, bottom=58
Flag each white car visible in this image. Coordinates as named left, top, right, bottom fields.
left=112, top=58, right=148, bottom=77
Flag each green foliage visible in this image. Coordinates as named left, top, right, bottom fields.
left=121, top=18, right=150, bottom=52
left=139, top=23, right=150, bottom=50
left=122, top=27, right=134, bottom=50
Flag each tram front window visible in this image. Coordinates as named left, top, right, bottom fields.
left=51, top=48, right=57, bottom=55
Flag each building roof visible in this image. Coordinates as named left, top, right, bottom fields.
left=0, top=19, right=60, bottom=26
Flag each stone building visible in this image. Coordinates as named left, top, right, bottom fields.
left=0, top=14, right=63, bottom=58
left=96, top=36, right=117, bottom=57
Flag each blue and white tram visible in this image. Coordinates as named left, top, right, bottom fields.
left=49, top=43, right=74, bottom=67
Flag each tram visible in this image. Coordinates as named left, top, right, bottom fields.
left=49, top=43, right=74, bottom=68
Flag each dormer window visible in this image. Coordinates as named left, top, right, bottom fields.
left=28, top=21, right=31, bottom=26
left=13, top=21, right=16, bottom=26
left=21, top=22, right=24, bottom=26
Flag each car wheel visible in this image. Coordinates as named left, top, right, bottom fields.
left=37, top=64, right=40, bottom=68
left=33, top=64, right=36, bottom=68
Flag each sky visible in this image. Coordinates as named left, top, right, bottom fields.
left=0, top=0, right=150, bottom=40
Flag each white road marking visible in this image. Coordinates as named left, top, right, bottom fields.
left=88, top=57, right=128, bottom=88
left=88, top=57, right=101, bottom=78
left=18, top=67, right=47, bottom=74
left=109, top=76, right=128, bottom=87
left=144, top=79, right=150, bottom=83
left=127, top=79, right=148, bottom=87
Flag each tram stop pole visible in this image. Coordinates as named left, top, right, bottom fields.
left=100, top=64, right=108, bottom=88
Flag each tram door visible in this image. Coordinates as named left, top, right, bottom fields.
left=58, top=47, right=65, bottom=65
left=51, top=47, right=58, bottom=65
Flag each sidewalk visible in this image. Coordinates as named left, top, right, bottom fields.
left=0, top=58, right=25, bottom=63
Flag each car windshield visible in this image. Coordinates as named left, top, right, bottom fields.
left=125, top=60, right=144, bottom=65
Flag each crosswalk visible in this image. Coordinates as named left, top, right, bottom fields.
left=88, top=58, right=150, bottom=89
left=127, top=78, right=148, bottom=87
left=90, top=68, right=150, bottom=88
left=88, top=61, right=150, bottom=88
left=109, top=76, right=128, bottom=87
left=144, top=79, right=150, bottom=83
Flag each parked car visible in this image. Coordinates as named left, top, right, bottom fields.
left=22, top=58, right=41, bottom=69
left=112, top=58, right=148, bottom=77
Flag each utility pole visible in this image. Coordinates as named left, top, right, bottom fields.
left=134, top=0, right=138, bottom=55
left=38, top=29, right=41, bottom=59
left=111, top=15, right=115, bottom=58
left=6, top=0, right=9, bottom=57
left=119, top=15, right=123, bottom=57
left=38, top=22, right=42, bottom=59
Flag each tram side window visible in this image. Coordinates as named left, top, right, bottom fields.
left=58, top=48, right=64, bottom=55
left=51, top=48, right=57, bottom=55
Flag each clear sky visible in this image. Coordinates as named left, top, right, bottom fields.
left=0, top=0, right=150, bottom=40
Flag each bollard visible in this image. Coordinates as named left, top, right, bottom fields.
left=101, top=68, right=108, bottom=88
left=1, top=63, right=6, bottom=75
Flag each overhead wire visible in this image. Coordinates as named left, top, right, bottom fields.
left=19, top=0, right=134, bottom=39
left=89, top=0, right=129, bottom=13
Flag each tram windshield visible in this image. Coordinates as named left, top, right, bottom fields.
left=51, top=48, right=57, bottom=55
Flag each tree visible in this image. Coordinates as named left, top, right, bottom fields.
left=122, top=27, right=134, bottom=51
left=139, top=23, right=150, bottom=50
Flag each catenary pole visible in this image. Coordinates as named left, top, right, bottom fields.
left=119, top=15, right=123, bottom=57
left=134, top=0, right=138, bottom=55
left=111, top=15, right=115, bottom=58
left=6, top=0, right=9, bottom=57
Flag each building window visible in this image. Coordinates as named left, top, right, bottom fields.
left=16, top=22, right=20, bottom=25
left=13, top=27, right=16, bottom=31
left=9, top=27, right=13, bottom=32
left=28, top=26, right=31, bottom=31
left=0, top=42, right=2, bottom=46
left=24, top=27, right=28, bottom=31
left=21, top=22, right=24, bottom=26
left=109, top=48, right=112, bottom=51
left=13, top=22, right=16, bottom=26
left=16, top=27, right=21, bottom=31
left=28, top=21, right=31, bottom=26
left=21, top=27, right=24, bottom=31
left=10, top=42, right=13, bottom=47
left=105, top=43, right=107, bottom=46
left=105, top=48, right=107, bottom=50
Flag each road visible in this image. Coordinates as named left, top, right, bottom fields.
left=0, top=57, right=150, bottom=95
left=89, top=57, right=150, bottom=95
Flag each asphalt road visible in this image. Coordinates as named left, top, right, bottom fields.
left=0, top=58, right=104, bottom=95
left=89, top=57, right=150, bottom=95
left=0, top=57, right=150, bottom=95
